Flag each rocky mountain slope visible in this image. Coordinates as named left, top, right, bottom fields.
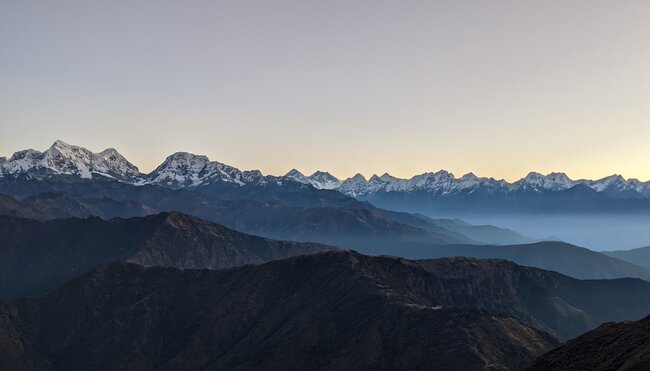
left=0, top=252, right=562, bottom=371
left=0, top=212, right=331, bottom=298
left=0, top=140, right=142, bottom=182
left=5, top=251, right=650, bottom=370
left=529, top=315, right=650, bottom=370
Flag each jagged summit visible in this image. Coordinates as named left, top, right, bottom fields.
left=337, top=170, right=650, bottom=198
left=143, top=151, right=265, bottom=188
left=284, top=169, right=341, bottom=189
left=0, top=140, right=141, bottom=182
left=1, top=141, right=649, bottom=197
left=285, top=168, right=305, bottom=177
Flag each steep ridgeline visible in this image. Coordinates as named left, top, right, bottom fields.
left=0, top=141, right=358, bottom=210
left=0, top=193, right=71, bottom=220
left=4, top=252, right=650, bottom=370
left=0, top=142, right=488, bottom=248
left=0, top=188, right=473, bottom=255
left=603, top=246, right=650, bottom=269
left=0, top=192, right=152, bottom=220
left=529, top=316, right=650, bottom=370
left=3, top=141, right=650, bottom=215
left=0, top=212, right=331, bottom=298
left=382, top=241, right=650, bottom=281
left=291, top=170, right=650, bottom=216
left=1, top=189, right=646, bottom=281
left=0, top=140, right=142, bottom=182
left=0, top=141, right=533, bottom=246
left=0, top=252, right=556, bottom=371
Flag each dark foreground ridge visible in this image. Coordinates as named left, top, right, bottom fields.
left=1, top=251, right=558, bottom=371
left=529, top=315, right=650, bottom=370
left=3, top=251, right=650, bottom=370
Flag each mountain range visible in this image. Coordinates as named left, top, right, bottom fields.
left=604, top=246, right=650, bottom=269
left=3, top=194, right=648, bottom=282
left=0, top=141, right=539, bottom=250
left=4, top=250, right=650, bottom=370
left=3, top=141, right=650, bottom=369
left=294, top=169, right=650, bottom=199
left=3, top=141, right=650, bottom=283
left=2, top=140, right=649, bottom=200
left=0, top=212, right=331, bottom=298
left=4, top=141, right=650, bottom=244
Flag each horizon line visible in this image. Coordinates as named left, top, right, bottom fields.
left=1, top=139, right=649, bottom=184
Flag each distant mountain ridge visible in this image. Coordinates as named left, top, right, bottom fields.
left=287, top=168, right=650, bottom=199
left=0, top=140, right=142, bottom=182
left=603, top=246, right=650, bottom=269
left=0, top=212, right=332, bottom=298
left=2, top=140, right=649, bottom=199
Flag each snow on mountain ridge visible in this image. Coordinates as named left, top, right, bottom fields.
left=284, top=169, right=341, bottom=189
left=143, top=151, right=267, bottom=188
left=0, top=140, right=142, bottom=181
left=1, top=141, right=649, bottom=197
left=336, top=170, right=650, bottom=198
left=514, top=172, right=575, bottom=191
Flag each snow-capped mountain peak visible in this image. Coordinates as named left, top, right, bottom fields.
left=515, top=171, right=574, bottom=191
left=306, top=171, right=341, bottom=190
left=459, top=172, right=479, bottom=181
left=284, top=169, right=308, bottom=183
left=284, top=169, right=341, bottom=189
left=2, top=141, right=649, bottom=198
left=0, top=140, right=142, bottom=181
left=144, top=151, right=264, bottom=188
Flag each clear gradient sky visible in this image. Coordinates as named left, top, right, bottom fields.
left=1, top=0, right=649, bottom=181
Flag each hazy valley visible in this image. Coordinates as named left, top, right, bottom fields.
left=1, top=140, right=650, bottom=370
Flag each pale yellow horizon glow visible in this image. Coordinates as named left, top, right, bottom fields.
left=2, top=138, right=648, bottom=183
left=1, top=1, right=649, bottom=182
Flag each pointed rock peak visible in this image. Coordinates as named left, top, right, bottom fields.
left=378, top=172, right=397, bottom=181
left=347, top=173, right=367, bottom=182
left=9, top=149, right=41, bottom=161
left=98, top=148, right=119, bottom=157
left=602, top=174, right=624, bottom=181
left=431, top=170, right=454, bottom=180
left=285, top=168, right=305, bottom=177
left=544, top=172, right=573, bottom=185
left=311, top=170, right=335, bottom=177
left=460, top=172, right=479, bottom=181
left=50, top=139, right=72, bottom=149
left=245, top=169, right=264, bottom=177
left=597, top=174, right=626, bottom=186
left=524, top=171, right=544, bottom=179
left=369, top=174, right=381, bottom=182
left=47, top=140, right=88, bottom=155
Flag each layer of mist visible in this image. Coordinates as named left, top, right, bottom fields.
left=456, top=214, right=650, bottom=251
